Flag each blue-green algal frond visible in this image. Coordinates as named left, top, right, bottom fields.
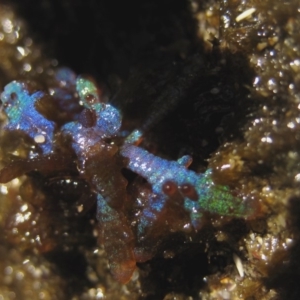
left=121, top=145, right=256, bottom=231
left=1, top=81, right=55, bottom=154
left=75, top=77, right=122, bottom=136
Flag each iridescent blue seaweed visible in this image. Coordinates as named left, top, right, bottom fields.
left=77, top=77, right=122, bottom=137
left=120, top=145, right=254, bottom=235
left=61, top=77, right=122, bottom=159
left=1, top=81, right=55, bottom=154
left=61, top=76, right=123, bottom=200
left=0, top=73, right=258, bottom=283
left=61, top=78, right=136, bottom=281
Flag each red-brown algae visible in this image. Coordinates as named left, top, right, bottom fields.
left=193, top=0, right=300, bottom=299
